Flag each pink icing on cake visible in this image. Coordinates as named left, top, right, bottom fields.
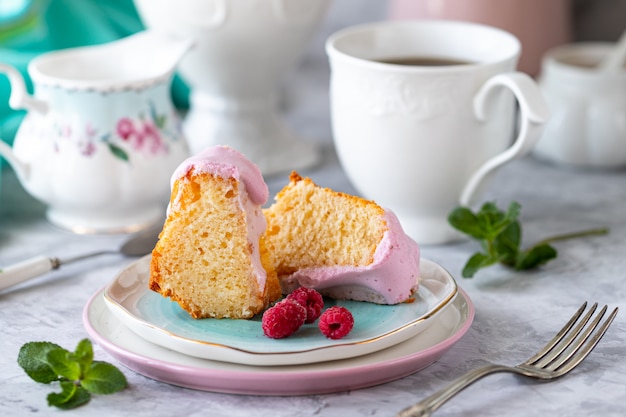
left=279, top=211, right=420, bottom=305
left=172, top=145, right=268, bottom=205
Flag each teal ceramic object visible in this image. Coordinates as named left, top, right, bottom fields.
left=104, top=256, right=458, bottom=366
left=137, top=291, right=430, bottom=353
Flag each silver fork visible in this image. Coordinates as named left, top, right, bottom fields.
left=396, top=302, right=618, bottom=417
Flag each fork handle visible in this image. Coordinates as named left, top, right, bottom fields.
left=396, top=364, right=511, bottom=417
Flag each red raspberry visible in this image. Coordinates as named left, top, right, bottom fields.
left=262, top=299, right=306, bottom=339
left=318, top=306, right=354, bottom=339
left=286, top=287, right=324, bottom=323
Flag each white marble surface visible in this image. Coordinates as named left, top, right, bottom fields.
left=1, top=1, right=626, bottom=416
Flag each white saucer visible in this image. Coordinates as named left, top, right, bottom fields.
left=84, top=287, right=474, bottom=395
left=103, top=256, right=457, bottom=366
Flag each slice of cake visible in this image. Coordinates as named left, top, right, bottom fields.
left=149, top=146, right=281, bottom=319
left=263, top=172, right=420, bottom=305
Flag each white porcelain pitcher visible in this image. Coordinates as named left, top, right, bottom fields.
left=0, top=30, right=192, bottom=233
left=133, top=0, right=330, bottom=175
left=533, top=43, right=626, bottom=169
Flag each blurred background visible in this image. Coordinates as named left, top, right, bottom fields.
left=0, top=0, right=624, bottom=145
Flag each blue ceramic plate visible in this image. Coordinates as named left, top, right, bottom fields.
left=104, top=255, right=457, bottom=366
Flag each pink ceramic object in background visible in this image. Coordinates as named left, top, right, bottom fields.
left=388, top=0, right=572, bottom=76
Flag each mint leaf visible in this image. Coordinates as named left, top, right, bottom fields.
left=47, top=348, right=82, bottom=381
left=47, top=380, right=77, bottom=406
left=515, top=244, right=557, bottom=270
left=448, top=201, right=607, bottom=278
left=18, top=339, right=127, bottom=409
left=82, top=361, right=127, bottom=394
left=493, top=221, right=521, bottom=265
left=476, top=201, right=520, bottom=240
left=18, top=342, right=62, bottom=383
left=73, top=339, right=94, bottom=375
left=47, top=381, right=91, bottom=410
left=448, top=207, right=484, bottom=239
left=462, top=252, right=497, bottom=278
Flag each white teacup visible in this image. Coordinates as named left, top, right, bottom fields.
left=326, top=20, right=550, bottom=245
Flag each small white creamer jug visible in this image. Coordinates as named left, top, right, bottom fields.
left=533, top=42, right=626, bottom=169
left=0, top=30, right=193, bottom=233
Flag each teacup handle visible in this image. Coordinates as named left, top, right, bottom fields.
left=460, top=72, right=550, bottom=206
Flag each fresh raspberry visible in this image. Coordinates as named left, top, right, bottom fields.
left=262, top=299, right=306, bottom=339
left=286, top=287, right=324, bottom=323
left=318, top=306, right=354, bottom=339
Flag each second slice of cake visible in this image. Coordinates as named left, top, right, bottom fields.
left=264, top=172, right=420, bottom=304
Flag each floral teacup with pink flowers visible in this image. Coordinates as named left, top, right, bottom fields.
left=0, top=30, right=192, bottom=233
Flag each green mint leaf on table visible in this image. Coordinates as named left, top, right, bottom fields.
left=462, top=252, right=498, bottom=278
left=82, top=361, right=128, bottom=394
left=47, top=348, right=82, bottom=381
left=448, top=201, right=608, bottom=278
left=17, top=342, right=63, bottom=383
left=17, top=339, right=127, bottom=410
left=47, top=381, right=91, bottom=410
left=73, top=338, right=94, bottom=372
left=516, top=243, right=558, bottom=270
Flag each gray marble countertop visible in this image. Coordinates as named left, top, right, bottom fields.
left=1, top=1, right=625, bottom=416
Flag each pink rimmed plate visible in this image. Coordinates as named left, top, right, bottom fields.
left=83, top=286, right=473, bottom=395
left=103, top=256, right=457, bottom=366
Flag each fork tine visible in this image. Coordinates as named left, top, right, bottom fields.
left=550, top=307, right=619, bottom=376
left=523, top=302, right=589, bottom=366
left=532, top=303, right=600, bottom=368
left=545, top=305, right=607, bottom=370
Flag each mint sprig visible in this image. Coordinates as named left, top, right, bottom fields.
left=17, top=339, right=127, bottom=409
left=448, top=201, right=608, bottom=278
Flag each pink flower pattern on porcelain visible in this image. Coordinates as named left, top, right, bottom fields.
left=117, top=117, right=168, bottom=156
left=51, top=101, right=176, bottom=162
